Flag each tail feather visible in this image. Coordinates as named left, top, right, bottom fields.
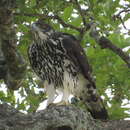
left=74, top=81, right=108, bottom=119
left=83, top=80, right=108, bottom=119
left=85, top=95, right=108, bottom=119
left=71, top=94, right=108, bottom=120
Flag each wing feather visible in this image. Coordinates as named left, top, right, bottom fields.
left=61, top=34, right=96, bottom=88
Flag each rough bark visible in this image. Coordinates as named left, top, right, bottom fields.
left=0, top=0, right=26, bottom=90
left=0, top=104, right=100, bottom=130
left=0, top=103, right=130, bottom=130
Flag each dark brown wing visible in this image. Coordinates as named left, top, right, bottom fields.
left=61, top=34, right=96, bottom=88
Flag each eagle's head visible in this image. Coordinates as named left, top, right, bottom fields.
left=31, top=20, right=54, bottom=41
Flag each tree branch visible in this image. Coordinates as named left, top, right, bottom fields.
left=114, top=9, right=130, bottom=18
left=0, top=104, right=101, bottom=130
left=71, top=0, right=91, bottom=41
left=0, top=103, right=130, bottom=130
left=73, top=0, right=87, bottom=26
left=90, top=27, right=130, bottom=67
left=14, top=12, right=82, bottom=33
left=113, top=8, right=130, bottom=31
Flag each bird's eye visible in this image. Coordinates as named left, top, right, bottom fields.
left=42, top=25, right=48, bottom=30
left=34, top=21, right=52, bottom=33
left=42, top=25, right=51, bottom=32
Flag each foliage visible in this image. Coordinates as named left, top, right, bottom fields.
left=0, top=0, right=130, bottom=120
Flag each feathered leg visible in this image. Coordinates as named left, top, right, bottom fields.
left=46, top=83, right=56, bottom=106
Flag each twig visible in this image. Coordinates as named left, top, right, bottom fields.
left=73, top=0, right=87, bottom=26
left=115, top=9, right=130, bottom=18
left=69, top=0, right=92, bottom=41
left=14, top=12, right=82, bottom=32
left=119, top=16, right=128, bottom=30
left=53, top=14, right=82, bottom=32
left=113, top=8, right=130, bottom=31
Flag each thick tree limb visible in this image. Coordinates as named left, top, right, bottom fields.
left=0, top=104, right=101, bottom=130
left=0, top=103, right=130, bottom=130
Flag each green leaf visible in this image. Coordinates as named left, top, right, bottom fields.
left=16, top=0, right=25, bottom=7
left=123, top=13, right=130, bottom=21
left=29, top=0, right=36, bottom=7
left=62, top=6, right=73, bottom=22
left=70, top=16, right=82, bottom=27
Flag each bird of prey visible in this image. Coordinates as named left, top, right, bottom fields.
left=28, top=20, right=108, bottom=119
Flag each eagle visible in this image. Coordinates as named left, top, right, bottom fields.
left=28, top=20, right=108, bottom=119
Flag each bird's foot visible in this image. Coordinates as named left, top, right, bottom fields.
left=55, top=101, right=69, bottom=106
left=47, top=101, right=70, bottom=109
left=47, top=103, right=56, bottom=108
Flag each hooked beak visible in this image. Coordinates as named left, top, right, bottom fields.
left=31, top=23, right=39, bottom=32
